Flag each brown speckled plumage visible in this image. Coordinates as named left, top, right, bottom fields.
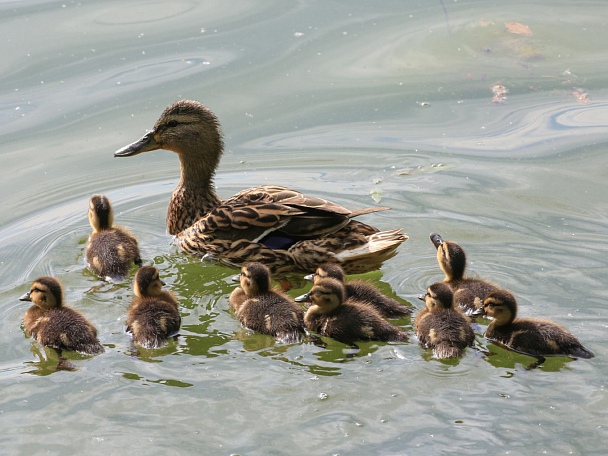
left=115, top=100, right=407, bottom=276
left=483, top=290, right=594, bottom=359
left=20, top=277, right=104, bottom=356
left=415, top=282, right=475, bottom=359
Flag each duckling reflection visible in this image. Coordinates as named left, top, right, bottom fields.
left=430, top=233, right=500, bottom=316
left=20, top=277, right=104, bottom=356
left=114, top=99, right=407, bottom=277
left=86, top=194, right=142, bottom=281
left=483, top=290, right=594, bottom=361
left=301, top=278, right=409, bottom=345
left=229, top=262, right=305, bottom=343
left=415, top=282, right=475, bottom=359
left=126, top=266, right=181, bottom=349
left=298, top=263, right=412, bottom=318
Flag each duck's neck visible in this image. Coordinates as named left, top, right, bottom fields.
left=167, top=151, right=223, bottom=235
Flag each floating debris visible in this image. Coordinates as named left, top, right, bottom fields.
left=571, top=87, right=590, bottom=104
left=505, top=22, right=533, bottom=36
left=492, top=83, right=509, bottom=104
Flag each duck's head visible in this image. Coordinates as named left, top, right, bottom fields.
left=133, top=266, right=165, bottom=298
left=304, top=263, right=346, bottom=284
left=114, top=100, right=223, bottom=164
left=483, top=290, right=517, bottom=325
left=19, top=277, right=63, bottom=310
left=430, top=233, right=466, bottom=281
left=88, top=194, right=114, bottom=232
left=238, top=262, right=272, bottom=297
left=305, top=278, right=345, bottom=313
left=418, top=282, right=454, bottom=312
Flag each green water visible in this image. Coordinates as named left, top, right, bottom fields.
left=1, top=1, right=607, bottom=454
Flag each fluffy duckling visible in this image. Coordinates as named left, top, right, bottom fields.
left=114, top=100, right=407, bottom=277
left=126, top=266, right=181, bottom=349
left=299, top=263, right=412, bottom=318
left=20, top=277, right=104, bottom=355
left=415, top=282, right=475, bottom=359
left=86, top=194, right=142, bottom=281
left=229, top=262, right=305, bottom=343
left=302, top=277, right=409, bottom=345
left=483, top=290, right=594, bottom=359
left=430, top=232, right=499, bottom=315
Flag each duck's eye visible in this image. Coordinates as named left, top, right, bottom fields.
left=167, top=119, right=178, bottom=128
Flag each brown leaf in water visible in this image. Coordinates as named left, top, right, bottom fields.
left=505, top=22, right=533, bottom=36
left=491, top=83, right=509, bottom=104
left=572, top=87, right=590, bottom=104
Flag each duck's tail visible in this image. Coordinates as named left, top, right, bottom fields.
left=275, top=329, right=304, bottom=344
left=76, top=341, right=105, bottom=356
left=334, top=229, right=408, bottom=274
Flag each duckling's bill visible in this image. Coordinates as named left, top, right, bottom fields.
left=19, top=292, right=32, bottom=301
left=115, top=131, right=160, bottom=157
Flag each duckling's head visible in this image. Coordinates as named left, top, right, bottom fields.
left=88, top=195, right=114, bottom=232
left=307, top=278, right=345, bottom=313
left=19, top=277, right=63, bottom=310
left=239, top=262, right=272, bottom=296
left=483, top=290, right=517, bottom=326
left=419, top=282, right=454, bottom=312
left=430, top=233, right=466, bottom=281
left=114, top=100, right=223, bottom=166
left=133, top=266, right=165, bottom=298
left=305, top=263, right=346, bottom=284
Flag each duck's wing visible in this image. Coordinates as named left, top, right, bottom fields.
left=225, top=185, right=390, bottom=238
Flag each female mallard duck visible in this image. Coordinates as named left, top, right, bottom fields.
left=415, top=282, right=475, bottom=359
left=430, top=232, right=499, bottom=316
left=20, top=277, right=104, bottom=356
left=483, top=290, right=594, bottom=359
left=86, top=194, right=142, bottom=281
left=229, top=262, right=305, bottom=343
left=301, top=277, right=409, bottom=345
left=126, top=266, right=181, bottom=349
left=114, top=100, right=407, bottom=276
left=297, top=263, right=412, bottom=318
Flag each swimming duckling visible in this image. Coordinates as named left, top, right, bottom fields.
left=415, top=282, right=475, bottom=359
left=86, top=194, right=142, bottom=281
left=430, top=232, right=500, bottom=315
left=302, top=277, right=409, bottom=345
left=20, top=277, right=104, bottom=356
left=114, top=100, right=407, bottom=277
left=229, top=262, right=305, bottom=343
left=126, top=266, right=181, bottom=349
left=483, top=290, right=594, bottom=359
left=299, top=263, right=412, bottom=318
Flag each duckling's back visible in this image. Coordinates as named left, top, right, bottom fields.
left=126, top=292, right=181, bottom=349
left=86, top=227, right=141, bottom=280
left=415, top=308, right=474, bottom=358
left=345, top=281, right=413, bottom=318
left=24, top=305, right=104, bottom=355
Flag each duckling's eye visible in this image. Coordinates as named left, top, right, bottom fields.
left=167, top=120, right=178, bottom=128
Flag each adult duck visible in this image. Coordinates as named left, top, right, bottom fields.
left=115, top=100, right=407, bottom=276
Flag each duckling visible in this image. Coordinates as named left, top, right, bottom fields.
left=483, top=290, right=594, bottom=359
left=114, top=100, right=407, bottom=277
left=301, top=277, right=409, bottom=345
left=415, top=282, right=475, bottom=359
left=86, top=194, right=142, bottom=281
left=229, top=262, right=305, bottom=343
left=20, top=277, right=104, bottom=356
left=298, top=263, right=412, bottom=318
left=430, top=232, right=499, bottom=315
left=126, top=266, right=181, bottom=349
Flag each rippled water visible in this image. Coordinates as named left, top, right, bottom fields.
left=1, top=1, right=607, bottom=454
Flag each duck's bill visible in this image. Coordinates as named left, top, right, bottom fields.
left=114, top=131, right=159, bottom=157
left=303, top=273, right=314, bottom=282
left=294, top=292, right=311, bottom=303
left=231, top=274, right=241, bottom=283
left=429, top=232, right=444, bottom=248
left=19, top=292, right=32, bottom=302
